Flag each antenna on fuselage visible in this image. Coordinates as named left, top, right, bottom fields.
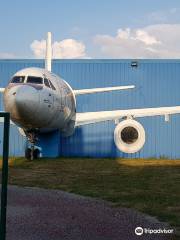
left=45, top=32, right=52, bottom=72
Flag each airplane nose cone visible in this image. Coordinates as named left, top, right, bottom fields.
left=16, top=86, right=39, bottom=113
left=4, top=85, right=39, bottom=126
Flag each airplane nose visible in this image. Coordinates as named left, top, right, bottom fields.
left=4, top=85, right=39, bottom=125
left=16, top=86, right=39, bottom=114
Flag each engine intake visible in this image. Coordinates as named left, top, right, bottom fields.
left=114, top=119, right=145, bottom=153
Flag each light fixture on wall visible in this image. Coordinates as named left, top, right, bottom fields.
left=131, top=61, right=138, bottom=68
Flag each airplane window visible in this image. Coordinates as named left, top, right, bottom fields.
left=44, top=78, right=51, bottom=88
left=11, top=76, right=25, bottom=83
left=49, top=80, right=56, bottom=90
left=27, top=76, right=43, bottom=84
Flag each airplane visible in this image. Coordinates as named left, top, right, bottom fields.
left=1, top=32, right=180, bottom=160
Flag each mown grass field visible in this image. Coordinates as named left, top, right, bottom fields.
left=0, top=157, right=180, bottom=233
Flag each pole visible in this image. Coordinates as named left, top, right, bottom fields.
left=0, top=113, right=10, bottom=240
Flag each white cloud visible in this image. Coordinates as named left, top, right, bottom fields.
left=94, top=24, right=180, bottom=58
left=30, top=40, right=46, bottom=58
left=30, top=38, right=86, bottom=59
left=53, top=39, right=86, bottom=58
left=135, top=30, right=160, bottom=45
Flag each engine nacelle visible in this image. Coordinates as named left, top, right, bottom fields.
left=114, top=119, right=145, bottom=153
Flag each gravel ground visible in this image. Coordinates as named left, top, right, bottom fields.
left=0, top=185, right=176, bottom=240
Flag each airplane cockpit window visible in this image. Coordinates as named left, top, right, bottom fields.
left=27, top=76, right=43, bottom=84
left=49, top=80, right=56, bottom=90
left=44, top=78, right=51, bottom=88
left=11, top=76, right=25, bottom=83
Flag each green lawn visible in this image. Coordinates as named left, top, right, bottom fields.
left=0, top=157, right=180, bottom=233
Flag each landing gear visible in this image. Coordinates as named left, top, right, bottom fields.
left=33, top=148, right=40, bottom=159
left=25, top=130, right=39, bottom=160
left=25, top=147, right=40, bottom=160
left=25, top=148, right=31, bottom=160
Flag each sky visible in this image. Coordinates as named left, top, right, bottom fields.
left=1, top=0, right=180, bottom=58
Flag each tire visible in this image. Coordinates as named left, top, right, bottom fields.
left=33, top=149, right=40, bottom=159
left=25, top=148, right=31, bottom=160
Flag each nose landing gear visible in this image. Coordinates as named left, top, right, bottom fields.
left=25, top=147, right=40, bottom=160
left=25, top=130, right=40, bottom=160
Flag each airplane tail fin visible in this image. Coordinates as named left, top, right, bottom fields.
left=45, top=32, right=52, bottom=72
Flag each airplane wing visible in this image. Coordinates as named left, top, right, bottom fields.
left=0, top=88, right=5, bottom=93
left=75, top=106, right=180, bottom=126
left=73, top=85, right=135, bottom=95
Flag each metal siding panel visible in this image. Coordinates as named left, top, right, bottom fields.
left=38, top=131, right=60, bottom=158
left=0, top=59, right=180, bottom=158
left=60, top=60, right=180, bottom=159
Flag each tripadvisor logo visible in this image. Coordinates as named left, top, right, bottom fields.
left=135, top=227, right=143, bottom=236
left=135, top=226, right=174, bottom=236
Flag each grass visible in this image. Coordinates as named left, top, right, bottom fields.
left=0, top=157, right=180, bottom=233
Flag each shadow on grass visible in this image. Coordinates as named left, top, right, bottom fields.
left=0, top=157, right=180, bottom=232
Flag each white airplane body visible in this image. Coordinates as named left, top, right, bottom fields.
left=1, top=32, right=180, bottom=159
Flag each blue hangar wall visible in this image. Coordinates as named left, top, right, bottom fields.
left=0, top=59, right=180, bottom=159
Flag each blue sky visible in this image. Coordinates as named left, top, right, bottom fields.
left=1, top=0, right=180, bottom=58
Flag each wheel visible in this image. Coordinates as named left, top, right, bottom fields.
left=25, top=148, right=31, bottom=160
left=25, top=147, right=40, bottom=160
left=33, top=149, right=40, bottom=159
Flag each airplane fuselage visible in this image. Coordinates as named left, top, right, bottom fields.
left=4, top=67, right=76, bottom=136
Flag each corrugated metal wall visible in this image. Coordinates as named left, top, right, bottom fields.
left=0, top=59, right=180, bottom=158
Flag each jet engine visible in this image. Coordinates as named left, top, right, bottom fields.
left=114, top=119, right=145, bottom=153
